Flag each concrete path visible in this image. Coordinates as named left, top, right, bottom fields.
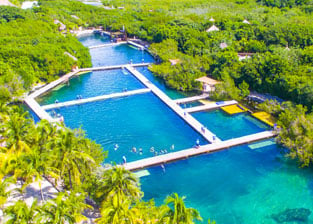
left=41, top=88, right=151, bottom=110
left=123, top=130, right=275, bottom=171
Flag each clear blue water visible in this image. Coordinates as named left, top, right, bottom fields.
left=48, top=93, right=207, bottom=163
left=23, top=105, right=40, bottom=123
left=192, top=110, right=270, bottom=140
left=90, top=44, right=155, bottom=67
left=77, top=33, right=110, bottom=47
left=37, top=69, right=145, bottom=105
left=135, top=67, right=198, bottom=99
left=141, top=141, right=313, bottom=224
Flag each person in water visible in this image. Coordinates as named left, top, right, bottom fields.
left=114, top=144, right=119, bottom=151
left=150, top=147, right=155, bottom=153
left=139, top=148, right=143, bottom=155
left=132, top=147, right=137, bottom=153
left=170, top=144, right=175, bottom=150
left=122, top=156, right=127, bottom=164
left=195, top=139, right=200, bottom=148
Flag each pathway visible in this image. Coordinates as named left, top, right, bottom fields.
left=41, top=88, right=151, bottom=110
left=174, top=94, right=210, bottom=104
left=123, top=130, right=276, bottom=171
left=125, top=65, right=221, bottom=143
left=89, top=41, right=127, bottom=49
left=185, top=100, right=237, bottom=113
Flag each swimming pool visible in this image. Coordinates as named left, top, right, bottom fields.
left=37, top=69, right=145, bottom=105
left=47, top=92, right=207, bottom=163
left=192, top=110, right=270, bottom=140
left=90, top=44, right=155, bottom=67
left=140, top=140, right=313, bottom=223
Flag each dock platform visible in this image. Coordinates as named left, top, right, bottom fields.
left=24, top=98, right=57, bottom=122
left=185, top=100, right=238, bottom=113
left=123, top=130, right=276, bottom=171
left=89, top=41, right=127, bottom=49
left=125, top=65, right=220, bottom=143
left=174, top=94, right=210, bottom=104
left=41, top=88, right=151, bottom=110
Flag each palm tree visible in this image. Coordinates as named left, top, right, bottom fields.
left=0, top=112, right=32, bottom=154
left=159, top=193, right=202, bottom=224
left=96, top=166, right=142, bottom=203
left=4, top=199, right=37, bottom=224
left=37, top=191, right=89, bottom=224
left=51, top=128, right=96, bottom=189
left=96, top=194, right=137, bottom=224
left=0, top=177, right=15, bottom=209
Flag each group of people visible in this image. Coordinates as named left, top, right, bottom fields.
left=76, top=95, right=83, bottom=99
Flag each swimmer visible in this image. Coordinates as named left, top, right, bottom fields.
left=76, top=95, right=79, bottom=99
left=154, top=151, right=158, bottom=156
left=150, top=147, right=155, bottom=153
left=164, top=149, right=168, bottom=153
left=139, top=148, right=143, bottom=155
left=132, top=147, right=137, bottom=153
left=170, top=144, right=175, bottom=150
left=114, top=144, right=119, bottom=151
left=161, top=164, right=165, bottom=172
left=55, top=99, right=59, bottom=104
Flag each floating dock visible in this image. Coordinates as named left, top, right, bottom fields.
left=79, top=63, right=152, bottom=72
left=185, top=100, right=238, bottom=113
left=41, top=88, right=151, bottom=110
left=125, top=65, right=221, bottom=143
left=89, top=41, right=127, bottom=49
left=173, top=94, right=210, bottom=104
left=123, top=130, right=276, bottom=171
left=24, top=97, right=57, bottom=122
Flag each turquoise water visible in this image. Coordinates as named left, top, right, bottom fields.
left=48, top=93, right=207, bottom=163
left=37, top=69, right=145, bottom=105
left=135, top=67, right=198, bottom=99
left=141, top=141, right=313, bottom=223
left=192, top=110, right=270, bottom=140
left=90, top=44, right=155, bottom=67
left=77, top=33, right=110, bottom=47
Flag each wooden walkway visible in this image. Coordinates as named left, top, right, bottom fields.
left=127, top=41, right=145, bottom=49
left=79, top=63, right=151, bottom=72
left=125, top=65, right=220, bottom=143
left=174, top=94, right=210, bottom=104
left=89, top=41, right=127, bottom=49
left=41, top=88, right=151, bottom=110
left=123, top=130, right=276, bottom=171
left=185, top=100, right=238, bottom=113
left=24, top=97, right=57, bottom=122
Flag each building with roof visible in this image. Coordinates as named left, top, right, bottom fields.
left=206, top=25, right=219, bottom=32
left=196, top=76, right=221, bottom=92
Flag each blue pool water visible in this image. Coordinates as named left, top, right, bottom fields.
left=192, top=110, right=270, bottom=140
left=37, top=69, right=145, bottom=105
left=90, top=44, right=155, bottom=67
left=78, top=33, right=110, bottom=47
left=48, top=93, right=207, bottom=163
left=135, top=67, right=198, bottom=99
left=141, top=141, right=313, bottom=224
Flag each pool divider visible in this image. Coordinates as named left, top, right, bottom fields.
left=24, top=63, right=153, bottom=123
left=41, top=88, right=151, bottom=110
left=185, top=100, right=238, bottom=113
left=123, top=130, right=276, bottom=171
left=173, top=94, right=210, bottom=104
left=125, top=65, right=221, bottom=144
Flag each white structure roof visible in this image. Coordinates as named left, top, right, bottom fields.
left=206, top=25, right=219, bottom=32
